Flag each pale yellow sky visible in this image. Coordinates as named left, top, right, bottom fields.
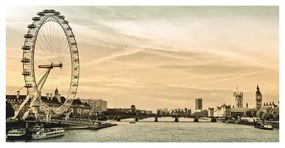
left=6, top=6, right=279, bottom=111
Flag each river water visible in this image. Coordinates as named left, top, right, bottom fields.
left=30, top=117, right=278, bottom=142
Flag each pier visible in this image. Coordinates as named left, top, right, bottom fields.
left=6, top=118, right=117, bottom=132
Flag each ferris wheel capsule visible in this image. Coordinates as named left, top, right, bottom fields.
left=43, top=9, right=48, bottom=13
left=22, top=71, right=31, bottom=75
left=24, top=84, right=33, bottom=88
left=54, top=12, right=60, bottom=16
left=37, top=12, right=45, bottom=16
left=32, top=17, right=40, bottom=21
left=24, top=34, right=33, bottom=38
left=58, top=15, right=65, bottom=19
left=22, top=46, right=31, bottom=50
left=21, top=58, right=30, bottom=63
left=27, top=24, right=36, bottom=29
left=49, top=9, right=56, bottom=13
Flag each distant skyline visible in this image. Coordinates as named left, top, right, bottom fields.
left=6, top=6, right=279, bottom=111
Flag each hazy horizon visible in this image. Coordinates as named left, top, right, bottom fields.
left=6, top=6, right=279, bottom=112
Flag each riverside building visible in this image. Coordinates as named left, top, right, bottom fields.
left=233, top=87, right=243, bottom=108
left=195, top=98, right=203, bottom=111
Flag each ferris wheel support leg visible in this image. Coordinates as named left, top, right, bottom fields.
left=12, top=95, right=32, bottom=119
left=46, top=112, right=49, bottom=122
left=65, top=110, right=72, bottom=121
left=46, top=112, right=51, bottom=122
left=37, top=68, right=52, bottom=93
left=29, top=69, right=51, bottom=108
left=65, top=114, right=69, bottom=121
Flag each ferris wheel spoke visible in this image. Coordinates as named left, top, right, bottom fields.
left=56, top=26, right=64, bottom=55
left=37, top=32, right=50, bottom=57
left=36, top=41, right=46, bottom=57
left=55, top=25, right=60, bottom=51
left=37, top=37, right=52, bottom=58
left=37, top=40, right=46, bottom=55
left=57, top=33, right=66, bottom=55
left=54, top=25, right=63, bottom=55
left=54, top=27, right=60, bottom=55
left=40, top=27, right=54, bottom=58
left=40, top=24, right=50, bottom=55
left=45, top=23, right=56, bottom=57
left=47, top=23, right=57, bottom=56
left=59, top=56, right=68, bottom=63
left=55, top=43, right=69, bottom=62
left=58, top=27, right=66, bottom=54
left=61, top=67, right=70, bottom=75
left=51, top=24, right=59, bottom=55
left=61, top=43, right=70, bottom=56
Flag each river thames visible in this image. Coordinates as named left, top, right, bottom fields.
left=30, top=117, right=278, bottom=142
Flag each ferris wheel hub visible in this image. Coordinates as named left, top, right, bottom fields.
left=38, top=63, right=63, bottom=69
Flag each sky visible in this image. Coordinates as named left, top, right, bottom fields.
left=6, top=6, right=279, bottom=112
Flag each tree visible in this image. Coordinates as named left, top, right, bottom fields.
left=131, top=105, right=136, bottom=115
left=261, top=112, right=269, bottom=120
left=256, top=109, right=263, bottom=119
left=250, top=108, right=257, bottom=117
left=243, top=110, right=252, bottom=117
left=6, top=101, right=14, bottom=118
left=269, top=107, right=279, bottom=121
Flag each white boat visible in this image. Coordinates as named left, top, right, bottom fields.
left=7, top=129, right=26, bottom=140
left=254, top=122, right=273, bottom=130
left=28, top=124, right=44, bottom=133
left=32, top=127, right=65, bottom=140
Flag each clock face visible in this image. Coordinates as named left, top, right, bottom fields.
left=257, top=96, right=261, bottom=99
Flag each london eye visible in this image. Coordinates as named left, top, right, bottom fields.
left=14, top=9, right=80, bottom=119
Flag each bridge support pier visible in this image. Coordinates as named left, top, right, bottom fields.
left=135, top=116, right=138, bottom=122
left=211, top=117, right=217, bottom=122
left=116, top=116, right=121, bottom=121
left=175, top=116, right=179, bottom=122
left=155, top=116, right=158, bottom=122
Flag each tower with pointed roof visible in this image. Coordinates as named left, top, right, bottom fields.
left=55, top=88, right=59, bottom=95
left=233, top=87, right=243, bottom=108
left=54, top=88, right=61, bottom=103
left=255, top=84, right=262, bottom=109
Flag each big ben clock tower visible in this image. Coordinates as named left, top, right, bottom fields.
left=256, top=84, right=262, bottom=109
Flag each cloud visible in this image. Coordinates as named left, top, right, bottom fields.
left=207, top=72, right=259, bottom=84
left=158, top=63, right=267, bottom=74
left=81, top=46, right=146, bottom=67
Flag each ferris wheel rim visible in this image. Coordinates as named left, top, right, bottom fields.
left=21, top=9, right=80, bottom=100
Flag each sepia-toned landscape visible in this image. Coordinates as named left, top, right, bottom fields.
left=6, top=6, right=279, bottom=142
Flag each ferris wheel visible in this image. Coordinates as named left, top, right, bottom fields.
left=14, top=9, right=80, bottom=118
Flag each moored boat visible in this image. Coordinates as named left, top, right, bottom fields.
left=254, top=122, right=273, bottom=130
left=32, top=127, right=64, bottom=140
left=28, top=123, right=44, bottom=133
left=88, top=122, right=117, bottom=130
left=7, top=128, right=26, bottom=140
